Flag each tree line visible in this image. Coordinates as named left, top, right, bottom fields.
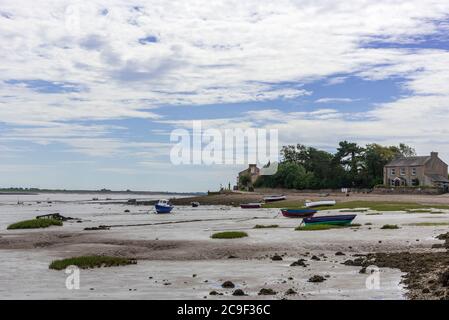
left=253, top=141, right=416, bottom=190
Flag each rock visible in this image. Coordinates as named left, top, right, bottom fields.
left=285, top=288, right=297, bottom=295
left=308, top=275, right=326, bottom=283
left=209, top=291, right=219, bottom=295
left=335, top=252, right=345, bottom=256
left=311, top=255, right=321, bottom=261
left=271, top=254, right=283, bottom=261
left=232, top=289, right=246, bottom=296
left=359, top=267, right=367, bottom=274
left=290, top=259, right=308, bottom=267
left=258, top=288, right=277, bottom=295
left=222, top=281, right=235, bottom=288
left=440, top=269, right=449, bottom=287
left=422, top=288, right=430, bottom=293
left=227, top=255, right=238, bottom=259
left=192, top=274, right=197, bottom=278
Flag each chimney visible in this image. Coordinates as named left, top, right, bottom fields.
left=431, top=152, right=438, bottom=158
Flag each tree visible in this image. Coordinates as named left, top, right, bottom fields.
left=239, top=174, right=251, bottom=189
left=334, top=141, right=365, bottom=186
left=398, top=143, right=416, bottom=157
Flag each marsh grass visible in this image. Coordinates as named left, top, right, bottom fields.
left=7, top=218, right=62, bottom=230
left=264, top=200, right=449, bottom=212
left=295, top=224, right=357, bottom=231
left=381, top=224, right=400, bottom=230
left=253, top=224, right=279, bottom=229
left=49, top=256, right=136, bottom=270
left=211, top=231, right=248, bottom=239
left=406, top=222, right=449, bottom=227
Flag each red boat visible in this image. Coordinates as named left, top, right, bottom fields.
left=240, top=203, right=263, bottom=209
left=281, top=208, right=317, bottom=218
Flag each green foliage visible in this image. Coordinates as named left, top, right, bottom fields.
left=239, top=173, right=251, bottom=188
left=211, top=231, right=248, bottom=239
left=49, top=256, right=136, bottom=270
left=258, top=142, right=422, bottom=190
left=7, top=218, right=62, bottom=230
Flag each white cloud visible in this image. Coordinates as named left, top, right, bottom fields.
left=315, top=98, right=359, bottom=103
left=1, top=0, right=449, bottom=189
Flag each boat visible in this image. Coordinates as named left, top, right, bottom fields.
left=281, top=208, right=316, bottom=218
left=302, top=214, right=356, bottom=226
left=240, top=203, right=263, bottom=209
left=191, top=202, right=200, bottom=207
left=304, top=200, right=336, bottom=208
left=263, top=195, right=286, bottom=202
left=155, top=199, right=174, bottom=214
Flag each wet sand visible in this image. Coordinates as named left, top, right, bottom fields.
left=1, top=192, right=449, bottom=299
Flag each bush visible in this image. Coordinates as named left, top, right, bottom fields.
left=211, top=231, right=248, bottom=239
left=49, top=256, right=136, bottom=270
left=7, top=218, right=62, bottom=230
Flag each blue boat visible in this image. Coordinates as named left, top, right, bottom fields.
left=155, top=199, right=174, bottom=214
left=281, top=208, right=316, bottom=218
left=302, top=214, right=356, bottom=226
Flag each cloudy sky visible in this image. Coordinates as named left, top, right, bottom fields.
left=1, top=0, right=449, bottom=192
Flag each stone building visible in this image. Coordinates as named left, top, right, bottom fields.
left=383, top=152, right=449, bottom=190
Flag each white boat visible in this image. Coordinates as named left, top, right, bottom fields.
left=263, top=195, right=286, bottom=202
left=305, top=200, right=336, bottom=208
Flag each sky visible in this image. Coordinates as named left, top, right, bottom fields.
left=1, top=0, right=449, bottom=192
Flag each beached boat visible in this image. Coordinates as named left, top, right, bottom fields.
left=155, top=199, right=174, bottom=214
left=191, top=202, right=200, bottom=207
left=240, top=203, right=263, bottom=209
left=263, top=195, right=286, bottom=202
left=281, top=208, right=316, bottom=218
left=304, top=200, right=336, bottom=208
left=302, top=214, right=356, bottom=226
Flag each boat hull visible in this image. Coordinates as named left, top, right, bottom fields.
left=303, top=214, right=356, bottom=226
left=281, top=209, right=316, bottom=218
left=241, top=203, right=262, bottom=209
left=263, top=196, right=286, bottom=202
left=305, top=200, right=336, bottom=208
left=155, top=204, right=173, bottom=214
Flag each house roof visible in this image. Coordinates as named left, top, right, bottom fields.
left=425, top=174, right=449, bottom=183
left=385, top=156, right=430, bottom=167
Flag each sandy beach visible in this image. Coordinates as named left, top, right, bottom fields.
left=1, top=192, right=449, bottom=300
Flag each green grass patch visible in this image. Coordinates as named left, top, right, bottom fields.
left=295, top=224, right=356, bottom=231
left=253, top=224, right=279, bottom=229
left=381, top=224, right=400, bottom=230
left=366, top=212, right=383, bottom=215
left=211, top=231, right=248, bottom=239
left=406, top=222, right=449, bottom=227
left=262, top=200, right=305, bottom=208
left=316, top=201, right=449, bottom=211
left=405, top=209, right=433, bottom=213
left=7, top=218, right=62, bottom=230
left=49, top=255, right=136, bottom=270
left=263, top=200, right=449, bottom=212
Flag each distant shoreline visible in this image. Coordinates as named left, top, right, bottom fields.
left=0, top=190, right=205, bottom=196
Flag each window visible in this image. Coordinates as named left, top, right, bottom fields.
left=391, top=168, right=396, bottom=175
left=411, top=168, right=417, bottom=176
left=400, top=168, right=406, bottom=175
